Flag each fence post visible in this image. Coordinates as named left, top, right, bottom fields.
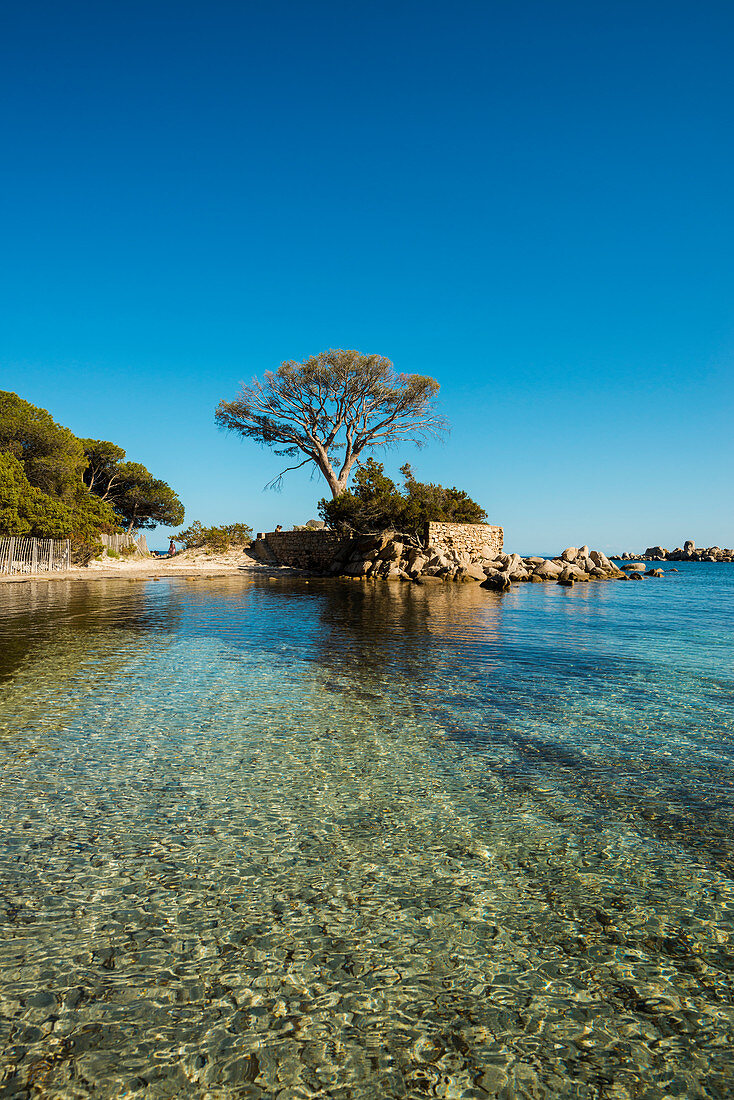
left=48, top=538, right=54, bottom=571
left=8, top=537, right=16, bottom=575
left=65, top=539, right=70, bottom=569
left=32, top=538, right=38, bottom=573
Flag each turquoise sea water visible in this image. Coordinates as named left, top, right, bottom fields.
left=0, top=564, right=733, bottom=1099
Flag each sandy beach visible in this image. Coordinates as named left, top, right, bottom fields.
left=0, top=548, right=293, bottom=584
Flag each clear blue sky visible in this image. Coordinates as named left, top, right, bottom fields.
left=2, top=1, right=732, bottom=553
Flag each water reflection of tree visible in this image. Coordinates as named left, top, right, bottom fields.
left=309, top=577, right=507, bottom=692
left=0, top=578, right=182, bottom=684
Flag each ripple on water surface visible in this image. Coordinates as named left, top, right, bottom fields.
left=0, top=568, right=733, bottom=1098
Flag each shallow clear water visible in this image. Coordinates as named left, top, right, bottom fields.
left=0, top=565, right=733, bottom=1099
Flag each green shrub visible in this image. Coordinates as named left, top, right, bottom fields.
left=106, top=548, right=120, bottom=559
left=318, top=459, right=487, bottom=535
left=70, top=539, right=105, bottom=566
left=174, top=521, right=253, bottom=552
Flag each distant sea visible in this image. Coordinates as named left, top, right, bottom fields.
left=1, top=562, right=732, bottom=1097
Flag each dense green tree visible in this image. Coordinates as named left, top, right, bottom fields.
left=0, top=391, right=183, bottom=539
left=216, top=349, right=445, bottom=497
left=0, top=451, right=116, bottom=538
left=0, top=391, right=87, bottom=501
left=81, top=439, right=127, bottom=498
left=318, top=458, right=487, bottom=535
left=319, top=458, right=406, bottom=533
left=109, top=462, right=185, bottom=531
left=398, top=464, right=487, bottom=527
left=0, top=452, right=68, bottom=536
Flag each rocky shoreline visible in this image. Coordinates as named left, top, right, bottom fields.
left=323, top=535, right=647, bottom=588
left=619, top=539, right=733, bottom=563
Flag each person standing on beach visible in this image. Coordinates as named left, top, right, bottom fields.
left=168, top=538, right=176, bottom=556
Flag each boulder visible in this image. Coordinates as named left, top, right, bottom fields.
left=524, top=557, right=545, bottom=567
left=407, top=554, right=427, bottom=577
left=482, top=571, right=511, bottom=591
left=579, top=545, right=590, bottom=558
left=629, top=572, right=642, bottom=581
left=528, top=573, right=544, bottom=583
left=623, top=563, right=645, bottom=572
left=534, top=559, right=563, bottom=577
left=684, top=540, right=695, bottom=553
left=377, top=540, right=404, bottom=563
left=415, top=575, right=444, bottom=585
left=590, top=550, right=614, bottom=570
left=645, top=569, right=664, bottom=577
left=457, top=563, right=487, bottom=583
left=560, top=547, right=579, bottom=563
left=644, top=546, right=668, bottom=559
left=427, top=553, right=451, bottom=571
left=557, top=576, right=575, bottom=586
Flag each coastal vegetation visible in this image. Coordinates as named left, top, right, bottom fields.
left=215, top=348, right=446, bottom=497
left=0, top=391, right=184, bottom=542
left=318, top=458, right=487, bottom=534
left=174, top=520, right=253, bottom=552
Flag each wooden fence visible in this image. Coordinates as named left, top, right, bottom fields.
left=100, top=532, right=149, bottom=555
left=0, top=538, right=71, bottom=575
left=0, top=531, right=150, bottom=575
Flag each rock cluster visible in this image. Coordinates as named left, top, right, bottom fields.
left=620, top=540, right=733, bottom=563
left=330, top=537, right=630, bottom=588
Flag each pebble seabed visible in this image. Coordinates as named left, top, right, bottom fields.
left=0, top=572, right=733, bottom=1098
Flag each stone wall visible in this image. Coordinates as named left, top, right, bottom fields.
left=251, top=522, right=503, bottom=571
left=426, top=522, right=503, bottom=557
left=254, top=529, right=345, bottom=570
